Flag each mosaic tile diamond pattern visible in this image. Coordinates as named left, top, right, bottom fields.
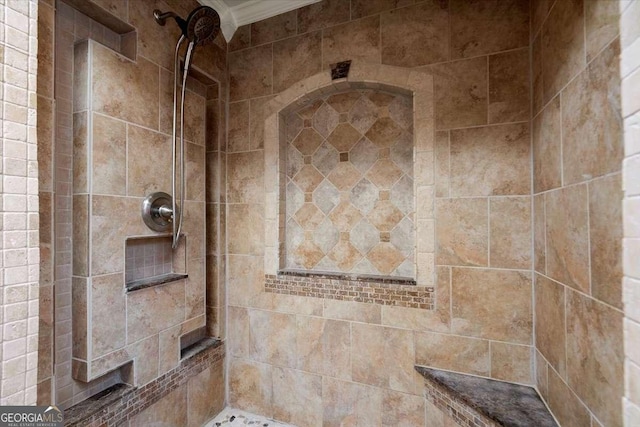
left=285, top=89, right=414, bottom=277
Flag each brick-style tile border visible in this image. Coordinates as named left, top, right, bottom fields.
left=65, top=341, right=225, bottom=427
left=424, top=379, right=494, bottom=427
left=265, top=273, right=434, bottom=309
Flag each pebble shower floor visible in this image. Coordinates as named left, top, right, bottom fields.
left=206, top=408, right=298, bottom=427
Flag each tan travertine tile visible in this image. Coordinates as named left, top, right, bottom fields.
left=547, top=368, right=591, bottom=427
left=227, top=204, right=264, bottom=255
left=533, top=194, right=546, bottom=274
left=382, top=389, right=425, bottom=426
left=326, top=91, right=362, bottom=113
left=186, top=142, right=206, bottom=201
left=72, top=195, right=89, bottom=277
left=324, top=299, right=381, bottom=324
left=71, top=278, right=88, bottom=360
left=381, top=2, right=449, bottom=67
left=127, top=335, right=159, bottom=386
left=322, top=377, right=383, bottom=427
left=535, top=273, right=566, bottom=379
left=545, top=184, right=590, bottom=293
left=182, top=201, right=206, bottom=261
left=37, top=97, right=53, bottom=191
left=297, top=0, right=350, bottom=34
left=227, top=255, right=264, bottom=307
left=37, top=2, right=54, bottom=98
left=296, top=316, right=351, bottom=380
left=535, top=350, right=549, bottom=400
left=91, top=113, right=126, bottom=195
left=434, top=131, right=450, bottom=198
left=489, top=197, right=532, bottom=269
left=415, top=331, right=490, bottom=376
left=490, top=342, right=533, bottom=384
left=489, top=48, right=530, bottom=124
left=129, top=386, right=187, bottom=426
left=531, top=0, right=554, bottom=39
left=250, top=96, right=274, bottom=150
left=228, top=25, right=251, bottom=52
left=227, top=306, right=250, bottom=358
left=541, top=0, right=585, bottom=103
left=322, top=15, right=381, bottom=68
left=274, top=32, right=322, bottom=93
left=128, top=0, right=181, bottom=70
left=126, top=124, right=171, bottom=197
left=126, top=280, right=185, bottom=343
left=227, top=151, right=265, bottom=204
left=227, top=101, right=249, bottom=152
left=158, top=325, right=180, bottom=376
left=229, top=44, right=273, bottom=101
left=562, top=39, right=622, bottom=185
left=229, top=358, right=273, bottom=418
left=589, top=173, right=623, bottom=309
left=436, top=198, right=488, bottom=267
left=585, top=0, right=620, bottom=62
left=532, top=34, right=544, bottom=115
left=451, top=268, right=532, bottom=344
left=272, top=367, right=322, bottom=427
left=533, top=96, right=562, bottom=193
left=566, top=288, right=624, bottom=427
left=91, top=273, right=125, bottom=358
left=187, top=362, right=225, bottom=427
left=351, top=0, right=414, bottom=19
left=428, top=56, right=488, bottom=130
left=251, top=10, right=296, bottom=46
left=327, top=123, right=361, bottom=152
left=450, top=0, right=528, bottom=59
left=450, top=123, right=530, bottom=196
left=249, top=309, right=297, bottom=368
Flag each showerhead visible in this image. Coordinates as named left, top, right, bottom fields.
left=185, top=6, right=220, bottom=46
left=154, top=6, right=220, bottom=47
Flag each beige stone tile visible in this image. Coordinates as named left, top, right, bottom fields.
left=249, top=309, right=297, bottom=368
left=533, top=96, right=562, bottom=193
left=532, top=34, right=544, bottom=115
left=129, top=385, right=187, bottom=426
left=274, top=32, right=322, bottom=93
left=541, top=0, right=586, bottom=103
left=91, top=273, right=125, bottom=358
left=229, top=358, right=273, bottom=417
left=185, top=258, right=205, bottom=319
left=127, top=280, right=185, bottom=343
left=228, top=24, right=251, bottom=52
left=127, top=335, right=159, bottom=386
left=158, top=325, right=180, bottom=375
left=489, top=48, right=530, bottom=124
left=72, top=195, right=89, bottom=277
left=272, top=367, right=322, bottom=427
left=91, top=113, right=126, bottom=196
left=251, top=10, right=296, bottom=46
left=535, top=349, right=549, bottom=400
left=227, top=204, right=264, bottom=256
left=351, top=0, right=414, bottom=19
left=435, top=198, right=488, bottom=267
left=227, top=255, right=265, bottom=307
left=547, top=368, right=591, bottom=427
left=92, top=43, right=159, bottom=130
left=381, top=1, right=449, bottom=67
left=489, top=197, right=532, bottom=269
left=435, top=131, right=450, bottom=198
left=37, top=97, right=53, bottom=192
left=589, top=173, right=623, bottom=309
left=297, top=0, right=350, bottom=34
left=585, top=0, right=620, bottom=62
left=226, top=306, right=250, bottom=357
left=415, top=331, right=490, bottom=376
left=250, top=96, right=274, bottom=150
left=352, top=323, right=415, bottom=393
left=37, top=2, right=54, bottom=99
left=182, top=201, right=206, bottom=262
left=71, top=278, right=88, bottom=360
left=186, top=142, right=206, bottom=201
left=183, top=90, right=206, bottom=146
left=187, top=362, right=225, bottom=427
left=531, top=0, right=554, bottom=39
left=535, top=273, right=566, bottom=379
left=293, top=128, right=323, bottom=155
left=490, top=342, right=532, bottom=384
left=322, top=377, right=382, bottom=427
left=327, top=123, right=361, bottom=152
left=534, top=194, right=546, bottom=274
left=227, top=151, right=265, bottom=204
left=450, top=0, right=528, bottom=59
left=545, top=184, right=590, bottom=293
left=296, top=316, right=351, bottom=380
left=126, top=124, right=171, bottom=197
left=323, top=299, right=381, bottom=324
left=451, top=268, right=532, bottom=344
left=91, top=0, right=127, bottom=20
left=427, top=56, right=488, bottom=130
left=450, top=123, right=530, bottom=196
left=566, top=289, right=624, bottom=427
left=229, top=45, right=273, bottom=101
left=562, top=39, right=622, bottom=185
left=381, top=304, right=449, bottom=334
left=382, top=389, right=425, bottom=427
left=323, top=15, right=380, bottom=68
left=270, top=294, right=324, bottom=316
left=367, top=242, right=405, bottom=274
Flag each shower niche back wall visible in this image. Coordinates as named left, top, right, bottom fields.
left=283, top=89, right=416, bottom=278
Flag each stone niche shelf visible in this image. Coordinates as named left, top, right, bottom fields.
left=125, top=272, right=188, bottom=293
left=416, top=366, right=558, bottom=427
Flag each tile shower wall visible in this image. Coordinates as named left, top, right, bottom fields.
left=225, top=1, right=533, bottom=424
left=0, top=0, right=40, bottom=405
left=36, top=0, right=228, bottom=408
left=284, top=89, right=414, bottom=276
left=620, top=0, right=640, bottom=425
left=531, top=0, right=625, bottom=426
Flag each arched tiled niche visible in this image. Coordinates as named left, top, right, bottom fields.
left=263, top=62, right=435, bottom=287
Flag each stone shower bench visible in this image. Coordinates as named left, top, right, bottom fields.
left=415, top=366, right=558, bottom=427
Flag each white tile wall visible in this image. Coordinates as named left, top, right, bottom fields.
left=0, top=0, right=40, bottom=405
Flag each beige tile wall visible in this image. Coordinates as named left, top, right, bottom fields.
left=34, top=0, right=228, bottom=409
left=226, top=1, right=534, bottom=424
left=621, top=0, right=640, bottom=425
left=0, top=0, right=40, bottom=405
left=531, top=0, right=625, bottom=426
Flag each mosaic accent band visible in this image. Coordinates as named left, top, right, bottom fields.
left=265, top=273, right=434, bottom=309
